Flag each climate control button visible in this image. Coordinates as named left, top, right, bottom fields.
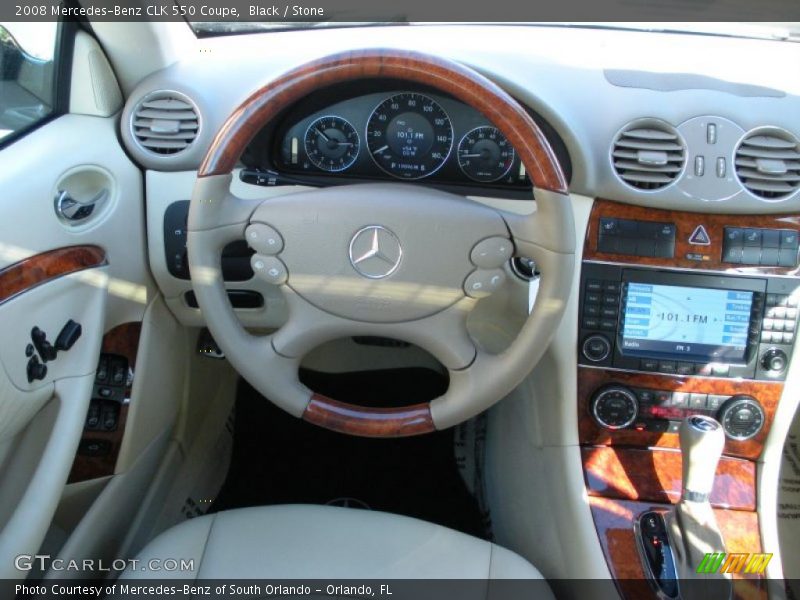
left=591, top=386, right=639, bottom=430
left=718, top=396, right=765, bottom=441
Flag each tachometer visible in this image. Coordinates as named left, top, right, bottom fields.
left=304, top=115, right=360, bottom=172
left=457, top=126, right=515, bottom=182
left=366, top=93, right=453, bottom=179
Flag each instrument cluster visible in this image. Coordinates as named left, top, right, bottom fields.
left=246, top=82, right=570, bottom=197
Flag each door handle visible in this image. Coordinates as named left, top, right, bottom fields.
left=54, top=189, right=108, bottom=222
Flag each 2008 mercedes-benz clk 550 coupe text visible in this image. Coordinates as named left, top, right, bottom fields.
left=0, top=7, right=799, bottom=599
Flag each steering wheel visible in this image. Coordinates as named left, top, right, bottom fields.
left=188, top=49, right=574, bottom=437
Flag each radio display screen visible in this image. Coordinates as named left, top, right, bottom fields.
left=620, top=282, right=753, bottom=362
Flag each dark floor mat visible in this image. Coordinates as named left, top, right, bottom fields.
left=211, top=368, right=488, bottom=539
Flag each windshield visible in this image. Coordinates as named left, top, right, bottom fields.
left=190, top=21, right=800, bottom=42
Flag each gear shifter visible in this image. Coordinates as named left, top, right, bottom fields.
left=667, top=415, right=733, bottom=600
left=679, top=414, right=725, bottom=502
left=636, top=415, right=733, bottom=600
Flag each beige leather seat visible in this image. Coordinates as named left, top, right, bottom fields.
left=121, top=505, right=553, bottom=594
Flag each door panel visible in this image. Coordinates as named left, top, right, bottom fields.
left=0, top=113, right=154, bottom=327
left=0, top=264, right=107, bottom=578
left=0, top=25, right=152, bottom=579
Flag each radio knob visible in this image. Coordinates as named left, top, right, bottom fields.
left=582, top=334, right=611, bottom=362
left=591, top=385, right=639, bottom=430
left=761, top=348, right=788, bottom=373
left=717, top=396, right=765, bottom=441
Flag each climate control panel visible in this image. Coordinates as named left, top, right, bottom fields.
left=590, top=384, right=765, bottom=440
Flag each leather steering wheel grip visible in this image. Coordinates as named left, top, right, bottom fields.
left=189, top=49, right=573, bottom=437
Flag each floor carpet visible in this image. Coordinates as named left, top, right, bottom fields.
left=211, top=368, right=488, bottom=539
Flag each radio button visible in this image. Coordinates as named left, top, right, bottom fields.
left=711, top=364, right=730, bottom=377
left=600, top=319, right=617, bottom=331
left=601, top=306, right=618, bottom=318
left=584, top=305, right=600, bottom=317
left=586, top=292, right=602, bottom=304
left=657, top=361, right=677, bottom=375
left=694, top=363, right=712, bottom=376
left=761, top=348, right=788, bottom=373
left=641, top=358, right=659, bottom=371
left=582, top=335, right=611, bottom=362
left=768, top=306, right=787, bottom=319
left=676, top=362, right=695, bottom=375
left=585, top=279, right=603, bottom=292
left=582, top=317, right=600, bottom=329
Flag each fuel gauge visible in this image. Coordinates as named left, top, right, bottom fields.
left=304, top=115, right=360, bottom=172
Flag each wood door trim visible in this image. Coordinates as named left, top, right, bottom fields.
left=0, top=245, right=107, bottom=306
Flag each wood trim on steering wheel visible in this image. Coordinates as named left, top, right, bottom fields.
left=198, top=49, right=567, bottom=194
left=305, top=394, right=435, bottom=437
left=196, top=49, right=567, bottom=437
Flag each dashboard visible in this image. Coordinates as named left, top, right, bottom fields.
left=111, top=23, right=800, bottom=593
left=239, top=80, right=571, bottom=198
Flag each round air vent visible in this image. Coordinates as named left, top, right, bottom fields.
left=735, top=128, right=800, bottom=200
left=131, top=91, right=199, bottom=156
left=611, top=119, right=686, bottom=191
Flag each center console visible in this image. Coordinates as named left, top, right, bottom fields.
left=579, top=199, right=799, bottom=600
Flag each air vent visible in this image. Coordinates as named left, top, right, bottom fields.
left=735, top=128, right=800, bottom=200
left=612, top=120, right=686, bottom=191
left=132, top=92, right=199, bottom=155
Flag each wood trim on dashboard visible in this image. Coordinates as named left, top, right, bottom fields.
left=69, top=322, right=141, bottom=484
left=577, top=366, right=782, bottom=460
left=582, top=446, right=756, bottom=511
left=579, top=199, right=786, bottom=598
left=303, top=393, right=435, bottom=437
left=0, top=245, right=107, bottom=305
left=585, top=198, right=800, bottom=275
left=198, top=49, right=567, bottom=193
left=590, top=497, right=766, bottom=600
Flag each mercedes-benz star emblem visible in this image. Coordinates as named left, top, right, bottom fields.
left=348, top=225, right=403, bottom=279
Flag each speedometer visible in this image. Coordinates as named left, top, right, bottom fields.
left=366, top=93, right=453, bottom=179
